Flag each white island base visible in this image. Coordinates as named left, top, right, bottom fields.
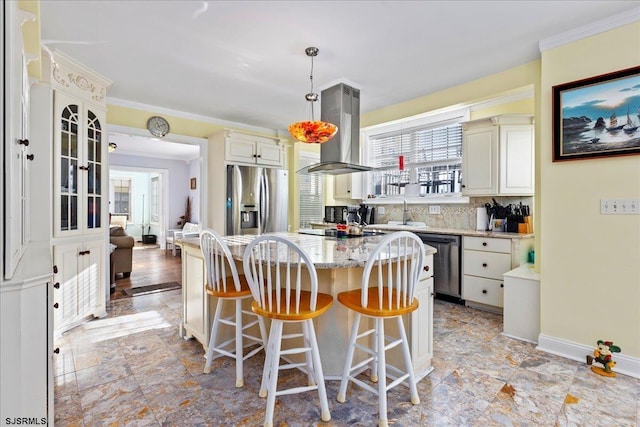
left=179, top=234, right=435, bottom=380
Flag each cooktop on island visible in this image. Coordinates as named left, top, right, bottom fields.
left=297, top=229, right=387, bottom=238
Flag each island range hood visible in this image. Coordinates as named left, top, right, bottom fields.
left=298, top=83, right=373, bottom=175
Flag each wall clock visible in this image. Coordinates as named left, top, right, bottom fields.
left=147, top=116, right=170, bottom=137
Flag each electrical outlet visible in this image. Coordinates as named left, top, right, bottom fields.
left=429, top=205, right=441, bottom=215
left=377, top=206, right=386, bottom=215
left=601, top=199, right=640, bottom=215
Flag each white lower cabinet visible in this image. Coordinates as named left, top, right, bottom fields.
left=53, top=238, right=106, bottom=332
left=0, top=276, right=53, bottom=423
left=181, top=243, right=208, bottom=346
left=462, top=236, right=533, bottom=312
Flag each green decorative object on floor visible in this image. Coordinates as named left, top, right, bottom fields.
left=586, top=339, right=621, bottom=377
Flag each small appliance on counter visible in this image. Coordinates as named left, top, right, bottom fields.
left=324, top=205, right=347, bottom=224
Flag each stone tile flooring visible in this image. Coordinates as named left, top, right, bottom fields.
left=54, top=290, right=639, bottom=426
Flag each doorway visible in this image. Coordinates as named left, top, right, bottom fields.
left=106, top=125, right=208, bottom=296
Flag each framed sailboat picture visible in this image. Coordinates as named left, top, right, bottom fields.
left=552, top=66, right=640, bottom=161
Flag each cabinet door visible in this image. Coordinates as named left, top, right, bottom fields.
left=3, top=4, right=29, bottom=278
left=182, top=245, right=207, bottom=345
left=334, top=173, right=362, bottom=199
left=256, top=141, right=283, bottom=167
left=225, top=138, right=257, bottom=164
left=499, top=125, right=534, bottom=195
left=54, top=92, right=82, bottom=237
left=462, top=126, right=498, bottom=195
left=0, top=278, right=52, bottom=422
left=53, top=239, right=104, bottom=333
left=410, top=277, right=433, bottom=375
left=85, top=107, right=106, bottom=233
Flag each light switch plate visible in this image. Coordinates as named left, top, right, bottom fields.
left=429, top=205, right=441, bottom=215
left=600, top=199, right=639, bottom=215
left=377, top=206, right=386, bottom=215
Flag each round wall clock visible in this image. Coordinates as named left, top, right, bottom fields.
left=147, top=116, right=170, bottom=137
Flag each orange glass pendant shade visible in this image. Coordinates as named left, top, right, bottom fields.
left=288, top=120, right=338, bottom=144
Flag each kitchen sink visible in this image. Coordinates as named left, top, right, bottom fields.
left=366, top=221, right=429, bottom=231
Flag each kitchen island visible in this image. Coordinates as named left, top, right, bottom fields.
left=177, top=232, right=436, bottom=379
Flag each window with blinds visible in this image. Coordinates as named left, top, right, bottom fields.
left=299, top=152, right=323, bottom=228
left=367, top=118, right=464, bottom=197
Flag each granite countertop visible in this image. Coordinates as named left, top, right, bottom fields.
left=363, top=224, right=534, bottom=239
left=178, top=231, right=437, bottom=269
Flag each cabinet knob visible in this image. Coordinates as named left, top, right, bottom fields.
left=53, top=265, right=58, bottom=274
left=79, top=165, right=89, bottom=171
left=54, top=282, right=60, bottom=289
left=257, top=154, right=261, bottom=158
left=482, top=242, right=487, bottom=246
left=430, top=292, right=435, bottom=297
left=482, top=263, right=488, bottom=267
left=18, top=139, right=29, bottom=146
left=461, top=184, right=466, bottom=188
left=500, top=283, right=504, bottom=288
left=423, top=265, right=430, bottom=272
left=53, top=347, right=60, bottom=354
left=53, top=302, right=59, bottom=309
left=482, top=289, right=487, bottom=294
left=79, top=250, right=91, bottom=256
left=26, top=154, right=35, bottom=161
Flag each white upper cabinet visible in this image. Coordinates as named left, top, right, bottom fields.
left=3, top=2, right=33, bottom=279
left=334, top=173, right=363, bottom=200
left=224, top=131, right=284, bottom=167
left=461, top=115, right=534, bottom=196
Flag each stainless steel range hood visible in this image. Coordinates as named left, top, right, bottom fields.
left=298, top=83, right=373, bottom=175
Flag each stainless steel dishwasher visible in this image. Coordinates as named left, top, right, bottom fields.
left=415, top=233, right=463, bottom=303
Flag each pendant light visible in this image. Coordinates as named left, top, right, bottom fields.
left=108, top=142, right=117, bottom=152
left=288, top=47, right=338, bottom=144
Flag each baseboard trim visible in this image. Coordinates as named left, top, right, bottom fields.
left=537, top=334, right=640, bottom=379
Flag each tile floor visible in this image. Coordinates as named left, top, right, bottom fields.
left=54, top=290, right=639, bottom=426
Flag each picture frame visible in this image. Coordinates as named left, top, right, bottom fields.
left=190, top=177, right=197, bottom=190
left=552, top=66, right=640, bottom=162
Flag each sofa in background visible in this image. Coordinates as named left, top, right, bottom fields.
left=110, top=226, right=135, bottom=278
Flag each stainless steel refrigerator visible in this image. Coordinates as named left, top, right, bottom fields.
left=226, top=165, right=289, bottom=235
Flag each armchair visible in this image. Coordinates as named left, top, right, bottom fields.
left=166, top=222, right=201, bottom=256
left=109, top=226, right=135, bottom=278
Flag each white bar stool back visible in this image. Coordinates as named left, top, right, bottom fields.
left=200, top=229, right=267, bottom=387
left=243, top=234, right=333, bottom=427
left=336, top=231, right=425, bottom=427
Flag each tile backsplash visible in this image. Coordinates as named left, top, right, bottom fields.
left=371, top=196, right=533, bottom=231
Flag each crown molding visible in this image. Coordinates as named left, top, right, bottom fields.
left=107, top=97, right=282, bottom=137
left=539, top=7, right=640, bottom=52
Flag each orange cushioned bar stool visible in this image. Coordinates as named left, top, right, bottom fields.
left=243, top=234, right=333, bottom=427
left=200, top=229, right=268, bottom=387
left=336, top=231, right=425, bottom=427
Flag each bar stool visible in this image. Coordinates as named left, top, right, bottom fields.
left=200, top=229, right=268, bottom=387
left=243, top=235, right=333, bottom=427
left=336, top=231, right=425, bottom=427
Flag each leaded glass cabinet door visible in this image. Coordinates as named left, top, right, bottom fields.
left=55, top=92, right=81, bottom=237
left=86, top=109, right=103, bottom=231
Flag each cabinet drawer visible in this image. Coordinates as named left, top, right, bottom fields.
left=462, top=275, right=504, bottom=307
left=420, top=254, right=434, bottom=280
left=463, top=250, right=511, bottom=280
left=464, top=236, right=511, bottom=253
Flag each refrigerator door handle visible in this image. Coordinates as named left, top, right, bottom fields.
left=260, top=171, right=270, bottom=233
left=231, top=165, right=242, bottom=235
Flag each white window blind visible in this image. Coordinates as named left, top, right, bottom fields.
left=111, top=178, right=132, bottom=220
left=299, top=152, right=323, bottom=228
left=368, top=119, right=463, bottom=196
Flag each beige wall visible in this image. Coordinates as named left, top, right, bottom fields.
left=540, top=22, right=640, bottom=357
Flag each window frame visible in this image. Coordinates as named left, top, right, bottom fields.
left=110, top=177, right=134, bottom=221
left=298, top=151, right=324, bottom=228
left=361, top=107, right=471, bottom=204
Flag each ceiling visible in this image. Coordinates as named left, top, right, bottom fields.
left=40, top=1, right=638, bottom=152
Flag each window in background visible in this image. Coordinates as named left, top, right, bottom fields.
left=150, top=176, right=160, bottom=223
left=299, top=152, right=323, bottom=228
left=111, top=178, right=132, bottom=220
left=364, top=109, right=468, bottom=198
